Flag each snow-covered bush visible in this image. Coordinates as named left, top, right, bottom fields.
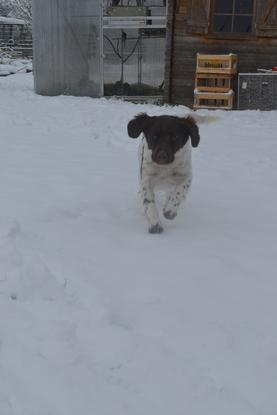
left=10, top=0, right=32, bottom=25
left=0, top=0, right=32, bottom=25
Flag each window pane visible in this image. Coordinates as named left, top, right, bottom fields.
left=233, top=15, right=252, bottom=32
left=213, top=15, right=232, bottom=32
left=235, top=0, right=253, bottom=14
left=214, top=0, right=233, bottom=13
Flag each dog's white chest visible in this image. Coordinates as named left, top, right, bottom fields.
left=139, top=138, right=192, bottom=188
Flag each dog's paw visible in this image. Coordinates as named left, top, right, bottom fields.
left=163, top=210, right=177, bottom=220
left=148, top=224, right=164, bottom=234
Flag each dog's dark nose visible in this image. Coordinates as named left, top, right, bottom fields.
left=155, top=150, right=169, bottom=165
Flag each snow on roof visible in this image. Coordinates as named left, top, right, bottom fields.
left=0, top=16, right=26, bottom=25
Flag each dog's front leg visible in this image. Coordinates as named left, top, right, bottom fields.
left=140, top=178, right=163, bottom=234
left=163, top=173, right=192, bottom=220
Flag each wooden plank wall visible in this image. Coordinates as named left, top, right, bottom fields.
left=165, top=1, right=277, bottom=107
left=164, top=0, right=176, bottom=103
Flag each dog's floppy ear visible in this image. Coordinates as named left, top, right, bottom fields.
left=127, top=113, right=153, bottom=138
left=183, top=116, right=200, bottom=148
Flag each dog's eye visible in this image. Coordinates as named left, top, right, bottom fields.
left=152, top=135, right=158, bottom=141
left=172, top=136, right=179, bottom=142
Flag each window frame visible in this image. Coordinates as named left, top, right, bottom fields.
left=209, top=0, right=256, bottom=37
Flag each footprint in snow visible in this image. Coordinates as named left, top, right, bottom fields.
left=0, top=220, right=66, bottom=302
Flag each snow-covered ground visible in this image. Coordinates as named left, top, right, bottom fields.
left=1, top=73, right=277, bottom=415
left=0, top=58, right=32, bottom=76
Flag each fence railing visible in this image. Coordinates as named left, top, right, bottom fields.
left=0, top=38, right=32, bottom=59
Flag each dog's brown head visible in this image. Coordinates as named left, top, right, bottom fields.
left=127, top=113, right=200, bottom=165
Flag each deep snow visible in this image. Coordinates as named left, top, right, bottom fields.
left=1, top=73, right=277, bottom=415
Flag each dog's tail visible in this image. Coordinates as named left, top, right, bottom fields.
left=189, top=113, right=221, bottom=124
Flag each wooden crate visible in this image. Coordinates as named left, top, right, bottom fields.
left=196, top=54, right=238, bottom=75
left=193, top=90, right=234, bottom=110
left=195, top=73, right=232, bottom=93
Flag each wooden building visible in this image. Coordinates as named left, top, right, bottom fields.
left=0, top=16, right=32, bottom=58
left=164, top=0, right=277, bottom=107
left=0, top=16, right=26, bottom=44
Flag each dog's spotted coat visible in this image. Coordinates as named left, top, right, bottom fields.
left=128, top=113, right=200, bottom=233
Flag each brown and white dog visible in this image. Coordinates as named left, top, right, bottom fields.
left=127, top=113, right=200, bottom=233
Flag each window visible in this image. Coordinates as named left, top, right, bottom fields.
left=212, top=0, right=254, bottom=33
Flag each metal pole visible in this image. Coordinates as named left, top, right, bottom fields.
left=100, top=0, right=104, bottom=96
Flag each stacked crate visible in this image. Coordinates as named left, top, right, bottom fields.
left=193, top=54, right=237, bottom=110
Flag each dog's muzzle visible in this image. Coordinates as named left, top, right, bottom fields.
left=152, top=149, right=174, bottom=165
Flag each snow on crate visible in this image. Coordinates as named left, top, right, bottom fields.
left=0, top=73, right=277, bottom=415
